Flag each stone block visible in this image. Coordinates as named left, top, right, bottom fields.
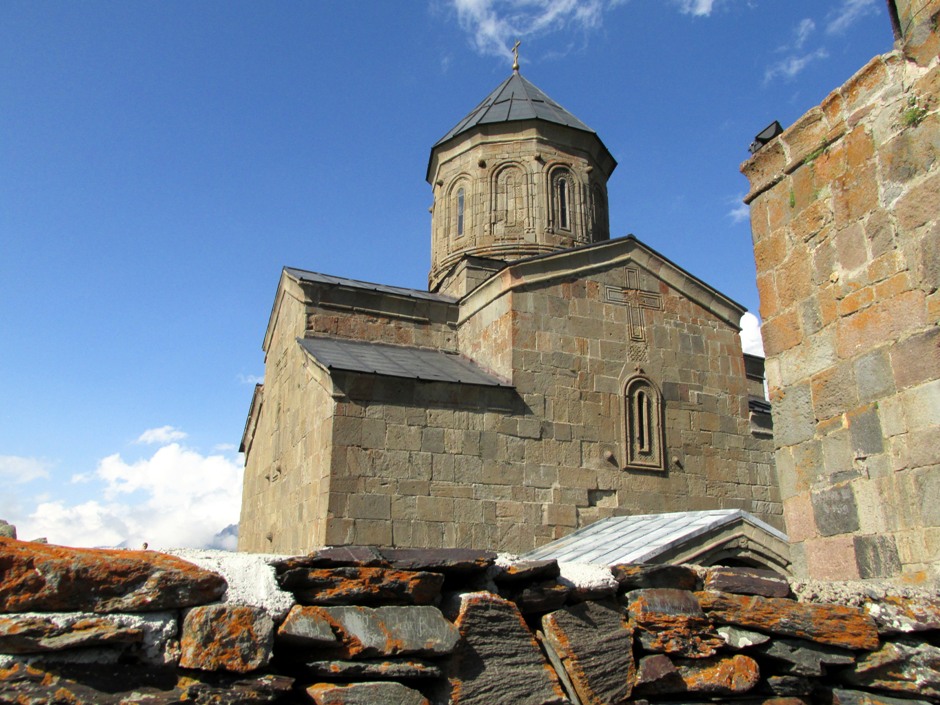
left=837, top=290, right=926, bottom=360
left=855, top=349, right=895, bottom=403
left=541, top=503, right=576, bottom=527
left=292, top=657, right=441, bottom=680
left=303, top=605, right=459, bottom=659
left=444, top=592, right=568, bottom=705
left=834, top=223, right=868, bottom=273
left=784, top=493, right=818, bottom=542
left=842, top=638, right=940, bottom=698
left=763, top=310, right=803, bottom=356
left=854, top=534, right=902, bottom=579
left=773, top=383, right=816, bottom=448
left=307, top=681, right=430, bottom=705
left=0, top=662, right=294, bottom=703
left=541, top=600, right=635, bottom=705
left=847, top=404, right=885, bottom=456
left=891, top=328, right=940, bottom=391
left=831, top=688, right=935, bottom=705
left=812, top=484, right=860, bottom=537
left=901, top=379, right=940, bottom=430
left=612, top=564, right=699, bottom=591
left=347, top=493, right=390, bottom=521
left=804, top=535, right=861, bottom=580
left=756, top=637, right=855, bottom=676
left=811, top=364, right=857, bottom=421
left=626, top=589, right=723, bottom=658
left=696, top=590, right=879, bottom=650
left=894, top=166, right=940, bottom=233
left=703, top=567, right=790, bottom=598
left=0, top=538, right=226, bottom=614
left=276, top=604, right=338, bottom=651
left=864, top=594, right=940, bottom=635
left=180, top=604, right=273, bottom=673
left=634, top=653, right=760, bottom=696
left=277, top=566, right=443, bottom=606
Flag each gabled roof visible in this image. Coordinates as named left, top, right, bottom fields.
left=298, top=336, right=509, bottom=387
left=285, top=267, right=455, bottom=304
left=433, top=71, right=598, bottom=147
left=523, top=509, right=789, bottom=568
left=460, top=235, right=748, bottom=330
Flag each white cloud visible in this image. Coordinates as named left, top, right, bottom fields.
left=0, top=455, right=52, bottom=484
left=17, top=442, right=243, bottom=550
left=794, top=18, right=815, bottom=49
left=739, top=312, right=765, bottom=356
left=827, top=0, right=878, bottom=35
left=451, top=0, right=607, bottom=57
left=674, top=0, right=717, bottom=17
left=136, top=426, right=187, bottom=445
left=764, top=48, right=829, bottom=84
left=449, top=0, right=731, bottom=58
left=728, top=202, right=750, bottom=224
left=237, top=373, right=264, bottom=386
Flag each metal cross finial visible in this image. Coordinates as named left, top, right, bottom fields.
left=512, top=40, right=521, bottom=71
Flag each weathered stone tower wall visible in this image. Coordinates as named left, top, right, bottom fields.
left=741, top=0, right=939, bottom=581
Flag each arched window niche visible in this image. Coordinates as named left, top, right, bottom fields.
left=550, top=167, right=573, bottom=232
left=448, top=179, right=471, bottom=239
left=622, top=372, right=666, bottom=471
left=492, top=163, right=527, bottom=236
left=456, top=187, right=466, bottom=237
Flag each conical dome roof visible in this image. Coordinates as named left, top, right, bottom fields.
left=433, top=71, right=598, bottom=147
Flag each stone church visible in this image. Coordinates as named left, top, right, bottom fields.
left=238, top=64, right=780, bottom=555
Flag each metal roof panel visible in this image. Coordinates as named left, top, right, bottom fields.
left=297, top=337, right=509, bottom=388
left=433, top=72, right=597, bottom=147
left=524, top=510, right=788, bottom=565
left=284, top=267, right=457, bottom=304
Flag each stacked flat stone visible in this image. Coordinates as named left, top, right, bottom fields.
left=2, top=539, right=939, bottom=704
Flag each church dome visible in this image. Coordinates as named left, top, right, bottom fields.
left=427, top=69, right=617, bottom=294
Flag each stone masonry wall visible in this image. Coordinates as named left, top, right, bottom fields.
left=312, top=259, right=779, bottom=556
left=741, top=6, right=939, bottom=581
left=240, top=279, right=461, bottom=554
left=240, top=288, right=336, bottom=553
left=2, top=538, right=939, bottom=705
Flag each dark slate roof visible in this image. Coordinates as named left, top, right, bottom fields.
left=297, top=337, right=509, bottom=387
left=434, top=71, right=596, bottom=147
left=523, top=510, right=788, bottom=565
left=749, top=396, right=772, bottom=414
left=284, top=267, right=456, bottom=304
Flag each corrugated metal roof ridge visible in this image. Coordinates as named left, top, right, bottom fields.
left=523, top=509, right=760, bottom=564
left=284, top=266, right=457, bottom=303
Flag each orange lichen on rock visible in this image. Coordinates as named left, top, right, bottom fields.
left=697, top=591, right=880, bottom=650
left=0, top=537, right=226, bottom=613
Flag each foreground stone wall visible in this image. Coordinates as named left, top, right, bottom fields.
left=2, top=538, right=938, bottom=705
left=741, top=3, right=939, bottom=580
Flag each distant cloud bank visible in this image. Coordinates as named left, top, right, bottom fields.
left=6, top=430, right=242, bottom=551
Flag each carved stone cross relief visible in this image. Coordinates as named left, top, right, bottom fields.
left=605, top=266, right=663, bottom=343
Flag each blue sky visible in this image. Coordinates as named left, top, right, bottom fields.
left=1, top=0, right=893, bottom=548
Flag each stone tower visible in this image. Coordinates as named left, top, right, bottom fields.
left=740, top=0, right=939, bottom=580
left=427, top=67, right=617, bottom=296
